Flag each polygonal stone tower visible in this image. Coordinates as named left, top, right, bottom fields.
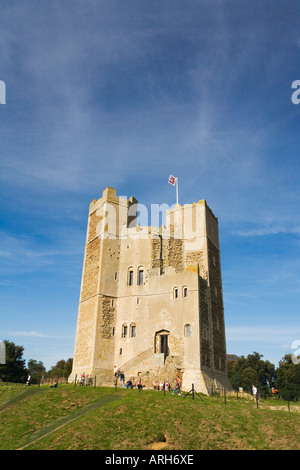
left=69, top=187, right=231, bottom=394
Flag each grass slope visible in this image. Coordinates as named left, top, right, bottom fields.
left=0, top=383, right=299, bottom=450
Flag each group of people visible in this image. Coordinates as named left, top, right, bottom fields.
left=152, top=377, right=182, bottom=395
left=114, top=366, right=181, bottom=394
left=153, top=377, right=181, bottom=395
left=114, top=366, right=126, bottom=387
left=114, top=366, right=143, bottom=390
left=153, top=379, right=168, bottom=391
left=79, top=373, right=93, bottom=386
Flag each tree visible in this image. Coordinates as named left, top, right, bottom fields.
left=0, top=340, right=27, bottom=383
left=48, top=358, right=73, bottom=379
left=241, top=367, right=257, bottom=390
left=228, top=352, right=275, bottom=396
left=276, top=354, right=300, bottom=401
left=27, top=359, right=46, bottom=384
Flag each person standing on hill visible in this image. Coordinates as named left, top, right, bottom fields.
left=120, top=371, right=125, bottom=387
left=172, top=377, right=181, bottom=396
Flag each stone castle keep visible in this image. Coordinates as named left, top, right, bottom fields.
left=69, top=187, right=231, bottom=394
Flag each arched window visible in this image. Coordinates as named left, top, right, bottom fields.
left=121, top=324, right=128, bottom=338
left=130, top=323, right=136, bottom=338
left=138, top=267, right=144, bottom=285
left=183, top=286, right=188, bottom=297
left=128, top=267, right=134, bottom=286
left=173, top=287, right=178, bottom=299
left=184, top=324, right=191, bottom=337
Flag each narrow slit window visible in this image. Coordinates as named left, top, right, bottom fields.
left=138, top=269, right=144, bottom=285
left=128, top=269, right=134, bottom=286
left=131, top=324, right=136, bottom=338
left=185, top=324, right=191, bottom=337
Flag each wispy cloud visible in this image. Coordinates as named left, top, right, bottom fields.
left=232, top=225, right=300, bottom=237
left=225, top=325, right=300, bottom=365
left=9, top=331, right=54, bottom=338
left=227, top=325, right=300, bottom=341
left=0, top=231, right=83, bottom=280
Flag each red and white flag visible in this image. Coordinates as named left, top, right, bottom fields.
left=168, top=175, right=177, bottom=186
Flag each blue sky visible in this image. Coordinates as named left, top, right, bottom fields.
left=1, top=0, right=300, bottom=370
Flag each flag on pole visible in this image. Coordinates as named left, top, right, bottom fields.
left=168, top=175, right=179, bottom=204
left=168, top=175, right=177, bottom=186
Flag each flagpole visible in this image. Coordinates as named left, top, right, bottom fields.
left=176, top=177, right=179, bottom=205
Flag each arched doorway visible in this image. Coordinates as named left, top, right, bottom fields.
left=154, top=330, right=170, bottom=357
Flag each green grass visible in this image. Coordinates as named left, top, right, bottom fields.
left=0, top=383, right=299, bottom=450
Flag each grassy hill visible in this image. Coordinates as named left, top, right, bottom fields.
left=0, top=383, right=299, bottom=450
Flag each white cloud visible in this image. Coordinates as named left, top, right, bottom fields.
left=232, top=225, right=300, bottom=237
left=9, top=331, right=53, bottom=338
left=226, top=326, right=300, bottom=344
left=9, top=330, right=74, bottom=340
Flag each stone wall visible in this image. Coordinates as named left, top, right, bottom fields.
left=151, top=237, right=184, bottom=273
left=80, top=237, right=101, bottom=301
left=207, top=238, right=227, bottom=374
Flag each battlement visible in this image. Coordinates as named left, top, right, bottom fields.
left=166, top=199, right=218, bottom=223
left=89, top=187, right=138, bottom=216
left=86, top=187, right=219, bottom=249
